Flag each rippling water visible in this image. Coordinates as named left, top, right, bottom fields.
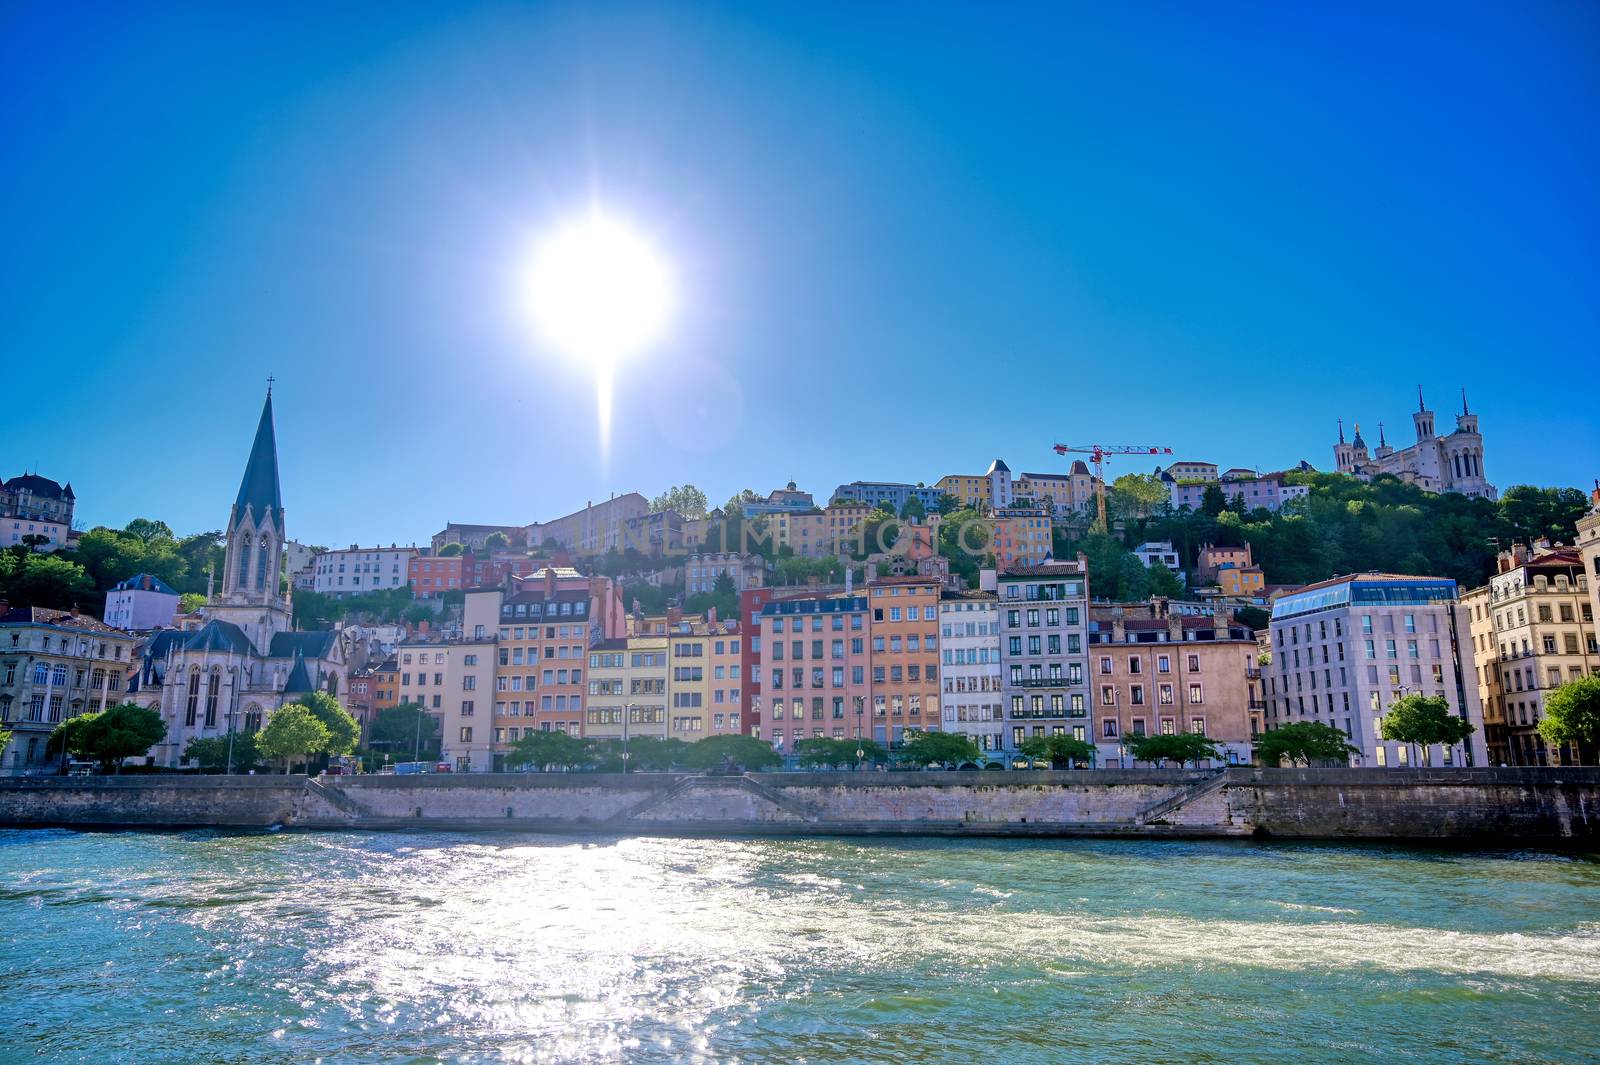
left=2, top=830, right=1598, bottom=1064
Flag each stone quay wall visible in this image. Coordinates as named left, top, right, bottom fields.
left=1, top=768, right=1597, bottom=843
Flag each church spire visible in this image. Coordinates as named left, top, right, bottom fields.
left=1337, top=418, right=1345, bottom=445
left=1418, top=384, right=1426, bottom=412
left=1461, top=387, right=1469, bottom=415
left=233, top=388, right=283, bottom=530
left=1379, top=422, right=1387, bottom=448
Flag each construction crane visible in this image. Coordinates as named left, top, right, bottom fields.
left=1053, top=443, right=1174, bottom=532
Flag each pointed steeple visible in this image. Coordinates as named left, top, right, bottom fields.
left=1461, top=387, right=1469, bottom=416
left=282, top=649, right=314, bottom=694
left=1337, top=418, right=1346, bottom=445
left=1378, top=422, right=1387, bottom=448
left=1418, top=384, right=1426, bottom=413
left=233, top=388, right=283, bottom=530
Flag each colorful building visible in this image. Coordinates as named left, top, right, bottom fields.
left=754, top=592, right=871, bottom=752
left=938, top=590, right=1003, bottom=752
left=866, top=576, right=943, bottom=747
left=997, top=560, right=1091, bottom=752
left=0, top=608, right=137, bottom=775
left=991, top=505, right=1053, bottom=569
left=1087, top=609, right=1257, bottom=767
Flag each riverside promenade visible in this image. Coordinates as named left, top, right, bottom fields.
left=2, top=767, right=1598, bottom=843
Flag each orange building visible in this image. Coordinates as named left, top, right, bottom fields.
left=992, top=505, right=1053, bottom=569
left=866, top=576, right=943, bottom=746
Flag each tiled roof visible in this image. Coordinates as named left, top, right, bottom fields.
left=0, top=606, right=125, bottom=634
left=3, top=474, right=73, bottom=499
left=281, top=651, right=315, bottom=694
left=112, top=573, right=179, bottom=595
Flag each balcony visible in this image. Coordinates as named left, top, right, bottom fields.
left=1011, top=676, right=1079, bottom=689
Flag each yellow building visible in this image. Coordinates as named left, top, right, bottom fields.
left=935, top=474, right=988, bottom=510
left=1217, top=566, right=1265, bottom=596
left=667, top=621, right=713, bottom=739
left=993, top=506, right=1054, bottom=569
left=708, top=627, right=743, bottom=734
left=764, top=502, right=872, bottom=558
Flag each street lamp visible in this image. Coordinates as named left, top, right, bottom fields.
left=622, top=701, right=633, bottom=774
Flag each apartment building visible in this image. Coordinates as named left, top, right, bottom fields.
left=394, top=632, right=495, bottom=771
left=583, top=627, right=668, bottom=743
left=997, top=560, right=1091, bottom=751
left=762, top=502, right=872, bottom=558
left=938, top=590, right=1003, bottom=751
left=866, top=577, right=942, bottom=746
left=755, top=593, right=871, bottom=752
left=1, top=607, right=138, bottom=775
left=1462, top=544, right=1597, bottom=765
left=1581, top=492, right=1600, bottom=655
left=686, top=552, right=766, bottom=594
left=1264, top=573, right=1485, bottom=767
left=1088, top=609, right=1256, bottom=766
left=830, top=481, right=943, bottom=514
left=935, top=459, right=1013, bottom=512
left=992, top=506, right=1053, bottom=569
left=312, top=545, right=417, bottom=597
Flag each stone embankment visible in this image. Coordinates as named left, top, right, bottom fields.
left=1, top=767, right=1596, bottom=842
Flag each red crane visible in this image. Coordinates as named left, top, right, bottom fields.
left=1052, top=443, right=1174, bottom=531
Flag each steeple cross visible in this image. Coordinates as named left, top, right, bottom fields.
left=267, top=375, right=275, bottom=397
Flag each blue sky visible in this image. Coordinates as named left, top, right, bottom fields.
left=3, top=2, right=1596, bottom=546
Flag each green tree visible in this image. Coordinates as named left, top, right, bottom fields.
left=437, top=542, right=465, bottom=557
left=8, top=553, right=95, bottom=609
left=1253, top=722, right=1357, bottom=767
left=1379, top=694, right=1475, bottom=766
left=293, top=691, right=360, bottom=755
left=1147, top=562, right=1185, bottom=598
left=651, top=484, right=709, bottom=520
left=1123, top=731, right=1224, bottom=767
left=123, top=518, right=175, bottom=545
left=506, top=729, right=589, bottom=771
left=900, top=496, right=927, bottom=522
left=0, top=728, right=11, bottom=764
left=1235, top=605, right=1271, bottom=632
left=794, top=736, right=887, bottom=768
left=183, top=732, right=263, bottom=772
left=934, top=493, right=963, bottom=515
left=1110, top=473, right=1170, bottom=520
left=1537, top=675, right=1600, bottom=764
left=1201, top=483, right=1227, bottom=517
left=173, top=531, right=226, bottom=595
left=680, top=734, right=782, bottom=771
left=367, top=703, right=440, bottom=761
left=483, top=530, right=510, bottom=553
left=47, top=703, right=167, bottom=773
left=1018, top=733, right=1097, bottom=768
left=179, top=592, right=207, bottom=614
left=616, top=735, right=692, bottom=771
left=256, top=704, right=331, bottom=773
left=898, top=730, right=980, bottom=768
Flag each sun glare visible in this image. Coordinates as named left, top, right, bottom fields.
left=525, top=212, right=673, bottom=364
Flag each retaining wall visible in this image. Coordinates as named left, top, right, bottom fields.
left=2, top=768, right=1597, bottom=842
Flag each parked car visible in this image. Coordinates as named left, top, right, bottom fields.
left=434, top=762, right=453, bottom=774
left=393, top=761, right=430, bottom=775
left=66, top=761, right=95, bottom=777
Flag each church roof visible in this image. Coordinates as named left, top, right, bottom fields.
left=183, top=619, right=255, bottom=654
left=986, top=458, right=1011, bottom=475
left=233, top=392, right=283, bottom=527
left=1351, top=424, right=1367, bottom=449
left=281, top=650, right=315, bottom=694
left=268, top=630, right=337, bottom=660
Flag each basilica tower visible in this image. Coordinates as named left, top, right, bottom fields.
left=207, top=388, right=292, bottom=651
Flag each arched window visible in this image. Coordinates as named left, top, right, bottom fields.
left=185, top=670, right=201, bottom=728
left=243, top=704, right=263, bottom=733
left=204, top=670, right=220, bottom=729
left=236, top=534, right=252, bottom=591
left=255, top=535, right=271, bottom=591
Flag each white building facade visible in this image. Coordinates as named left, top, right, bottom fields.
left=938, top=591, right=1003, bottom=752
left=312, top=545, right=417, bottom=598
left=1334, top=389, right=1495, bottom=499
left=103, top=574, right=181, bottom=631
left=1264, top=573, right=1486, bottom=767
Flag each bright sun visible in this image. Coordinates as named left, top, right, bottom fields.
left=525, top=212, right=673, bottom=364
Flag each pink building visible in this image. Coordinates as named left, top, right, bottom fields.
left=752, top=591, right=873, bottom=753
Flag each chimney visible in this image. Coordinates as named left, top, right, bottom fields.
left=706, top=606, right=718, bottom=627
left=544, top=567, right=557, bottom=597
left=1167, top=612, right=1183, bottom=643
left=1111, top=606, right=1126, bottom=643
left=1215, top=602, right=1234, bottom=639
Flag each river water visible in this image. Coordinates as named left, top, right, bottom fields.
left=1, top=830, right=1597, bottom=1064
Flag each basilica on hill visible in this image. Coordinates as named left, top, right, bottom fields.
left=129, top=388, right=348, bottom=767
left=1333, top=387, right=1496, bottom=500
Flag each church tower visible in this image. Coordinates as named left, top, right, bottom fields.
left=207, top=388, right=292, bottom=652
left=1413, top=385, right=1435, bottom=442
